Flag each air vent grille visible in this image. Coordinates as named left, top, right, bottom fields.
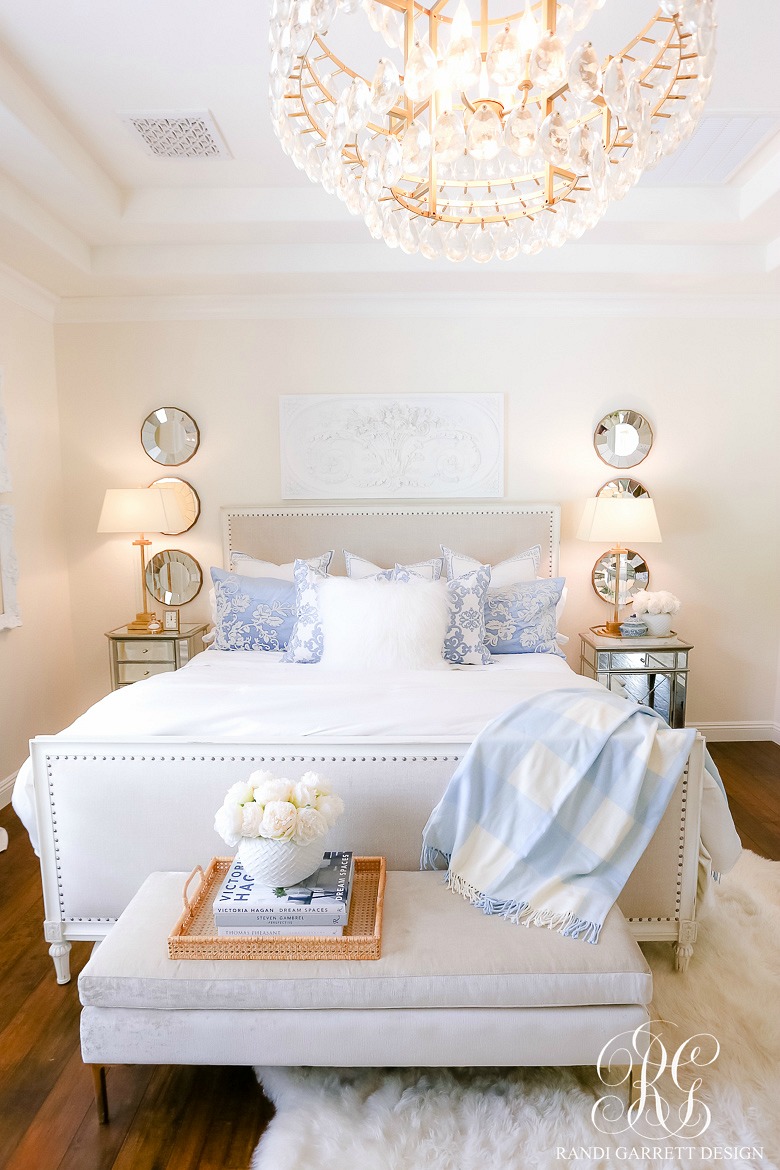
left=641, top=115, right=777, bottom=186
left=122, top=110, right=231, bottom=159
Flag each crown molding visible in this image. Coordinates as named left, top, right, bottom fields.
left=54, top=290, right=780, bottom=324
left=0, top=263, right=58, bottom=321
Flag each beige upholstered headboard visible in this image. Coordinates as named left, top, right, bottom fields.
left=222, top=504, right=560, bottom=577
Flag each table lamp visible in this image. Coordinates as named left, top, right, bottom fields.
left=577, top=495, right=662, bottom=636
left=98, top=487, right=186, bottom=631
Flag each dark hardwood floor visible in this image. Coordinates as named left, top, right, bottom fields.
left=0, top=741, right=778, bottom=1170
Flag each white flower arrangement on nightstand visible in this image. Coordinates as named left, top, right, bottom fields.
left=631, top=589, right=681, bottom=636
left=214, top=770, right=344, bottom=886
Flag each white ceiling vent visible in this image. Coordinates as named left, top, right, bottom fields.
left=641, top=115, right=778, bottom=186
left=121, top=110, right=231, bottom=159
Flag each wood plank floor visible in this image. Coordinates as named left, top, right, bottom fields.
left=0, top=741, right=778, bottom=1169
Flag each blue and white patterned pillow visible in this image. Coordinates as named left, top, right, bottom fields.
left=283, top=559, right=330, bottom=663
left=443, top=565, right=492, bottom=666
left=484, top=578, right=566, bottom=657
left=211, top=568, right=296, bottom=651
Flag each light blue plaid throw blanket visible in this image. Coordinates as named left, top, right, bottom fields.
left=421, top=687, right=699, bottom=944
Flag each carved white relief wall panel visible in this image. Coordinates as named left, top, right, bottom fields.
left=280, top=394, right=504, bottom=500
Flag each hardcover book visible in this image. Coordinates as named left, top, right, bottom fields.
left=216, top=924, right=344, bottom=938
left=213, top=851, right=354, bottom=925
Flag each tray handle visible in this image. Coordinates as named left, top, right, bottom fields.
left=182, top=865, right=205, bottom=914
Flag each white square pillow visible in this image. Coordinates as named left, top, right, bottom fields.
left=441, top=544, right=540, bottom=587
left=231, top=550, right=333, bottom=579
left=344, top=551, right=443, bottom=581
left=317, top=578, right=450, bottom=671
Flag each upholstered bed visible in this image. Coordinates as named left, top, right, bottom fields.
left=14, top=504, right=721, bottom=983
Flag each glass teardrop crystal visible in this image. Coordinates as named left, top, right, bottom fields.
left=404, top=39, right=439, bottom=103
left=470, top=229, right=496, bottom=264
left=447, top=35, right=481, bottom=89
left=370, top=58, right=401, bottom=115
left=570, top=120, right=596, bottom=170
left=402, top=121, right=432, bottom=173
left=345, top=77, right=370, bottom=133
left=443, top=225, right=469, bottom=263
left=419, top=222, right=444, bottom=260
left=433, top=110, right=467, bottom=164
left=530, top=32, right=566, bottom=92
left=504, top=104, right=539, bottom=157
left=492, top=219, right=520, bottom=261
left=487, top=27, right=524, bottom=89
left=380, top=137, right=403, bottom=185
left=538, top=110, right=569, bottom=165
left=603, top=56, right=630, bottom=117
left=467, top=104, right=503, bottom=161
left=568, top=41, right=602, bottom=100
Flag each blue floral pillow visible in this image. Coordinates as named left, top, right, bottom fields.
left=211, top=568, right=296, bottom=652
left=283, top=559, right=329, bottom=663
left=484, top=578, right=566, bottom=657
left=443, top=565, right=492, bottom=666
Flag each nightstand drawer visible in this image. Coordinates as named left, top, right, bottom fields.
left=116, top=640, right=176, bottom=664
left=117, top=661, right=176, bottom=684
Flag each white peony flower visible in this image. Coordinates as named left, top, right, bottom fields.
left=248, top=769, right=275, bottom=788
left=259, top=800, right=298, bottom=841
left=315, top=792, right=344, bottom=828
left=240, top=802, right=264, bottom=839
left=214, top=803, right=243, bottom=847
left=224, top=781, right=254, bottom=807
left=291, top=779, right=319, bottom=808
left=300, top=770, right=330, bottom=796
left=292, top=806, right=328, bottom=846
left=632, top=589, right=681, bottom=617
left=252, top=776, right=294, bottom=805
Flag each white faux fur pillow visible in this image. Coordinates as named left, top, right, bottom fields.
left=317, top=577, right=450, bottom=671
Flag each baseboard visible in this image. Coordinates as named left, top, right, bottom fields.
left=0, top=771, right=17, bottom=810
left=689, top=721, right=780, bottom=745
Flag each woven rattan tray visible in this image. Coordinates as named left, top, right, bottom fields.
left=169, top=856, right=386, bottom=961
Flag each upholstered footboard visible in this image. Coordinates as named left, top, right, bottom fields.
left=30, top=734, right=704, bottom=982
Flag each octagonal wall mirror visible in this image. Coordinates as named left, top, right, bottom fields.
left=594, top=410, right=653, bottom=469
left=141, top=407, right=199, bottom=467
left=592, top=549, right=649, bottom=607
left=149, top=477, right=201, bottom=534
left=145, top=549, right=203, bottom=606
left=597, top=478, right=650, bottom=501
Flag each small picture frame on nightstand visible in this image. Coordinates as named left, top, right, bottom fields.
left=163, top=609, right=180, bottom=633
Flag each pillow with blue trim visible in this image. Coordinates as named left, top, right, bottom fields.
left=443, top=565, right=492, bottom=666
left=441, top=544, right=541, bottom=586
left=484, top=577, right=566, bottom=657
left=283, top=559, right=330, bottom=663
left=344, top=551, right=443, bottom=581
left=210, top=568, right=296, bottom=652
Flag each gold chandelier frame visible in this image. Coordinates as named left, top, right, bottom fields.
left=280, top=1, right=699, bottom=229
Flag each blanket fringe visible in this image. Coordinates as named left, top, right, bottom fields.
left=445, top=871, right=603, bottom=944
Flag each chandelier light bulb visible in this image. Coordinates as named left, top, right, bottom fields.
left=270, top=0, right=718, bottom=263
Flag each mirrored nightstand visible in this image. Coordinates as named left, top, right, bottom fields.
left=106, top=623, right=209, bottom=690
left=579, top=629, right=692, bottom=728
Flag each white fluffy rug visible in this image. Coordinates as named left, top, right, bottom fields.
left=252, top=851, right=779, bottom=1170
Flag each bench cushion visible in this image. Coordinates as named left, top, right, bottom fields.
left=78, top=870, right=652, bottom=1012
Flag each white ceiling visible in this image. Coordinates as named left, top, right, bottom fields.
left=0, top=0, right=778, bottom=316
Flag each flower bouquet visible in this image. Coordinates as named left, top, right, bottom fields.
left=631, top=589, right=681, bottom=636
left=214, top=770, right=344, bottom=886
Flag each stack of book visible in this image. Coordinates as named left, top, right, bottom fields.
left=212, top=850, right=354, bottom=937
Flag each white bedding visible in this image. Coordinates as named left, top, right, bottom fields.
left=13, top=650, right=596, bottom=851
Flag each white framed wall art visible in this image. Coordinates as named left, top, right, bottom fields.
left=280, top=393, right=504, bottom=500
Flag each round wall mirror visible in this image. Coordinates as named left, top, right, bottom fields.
left=145, top=549, right=203, bottom=606
left=597, top=478, right=650, bottom=500
left=149, top=477, right=201, bottom=534
left=592, top=550, right=649, bottom=607
left=141, top=407, right=200, bottom=466
left=594, top=410, right=653, bottom=469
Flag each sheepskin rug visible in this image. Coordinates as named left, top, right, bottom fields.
left=252, top=851, right=779, bottom=1170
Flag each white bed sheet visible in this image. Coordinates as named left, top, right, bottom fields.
left=13, top=650, right=596, bottom=852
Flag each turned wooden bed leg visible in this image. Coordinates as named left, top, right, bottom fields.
left=49, top=941, right=72, bottom=984
left=674, top=919, right=697, bottom=973
left=91, top=1065, right=109, bottom=1124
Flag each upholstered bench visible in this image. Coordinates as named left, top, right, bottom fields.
left=78, top=870, right=652, bottom=1122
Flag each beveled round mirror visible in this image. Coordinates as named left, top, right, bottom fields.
left=145, top=549, right=202, bottom=606
left=594, top=410, right=653, bottom=469
left=597, top=478, right=650, bottom=501
left=149, top=477, right=201, bottom=535
left=141, top=407, right=199, bottom=467
left=592, top=549, right=649, bottom=607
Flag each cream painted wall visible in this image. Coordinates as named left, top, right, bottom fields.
left=0, top=295, right=76, bottom=790
left=53, top=314, right=780, bottom=733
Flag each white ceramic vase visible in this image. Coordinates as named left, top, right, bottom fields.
left=237, top=836, right=325, bottom=887
left=643, top=612, right=673, bottom=636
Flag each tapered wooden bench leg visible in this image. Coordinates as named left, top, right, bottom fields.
left=91, top=1064, right=109, bottom=1124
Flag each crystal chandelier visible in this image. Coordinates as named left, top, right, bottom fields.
left=268, top=0, right=717, bottom=262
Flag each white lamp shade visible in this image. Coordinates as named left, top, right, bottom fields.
left=97, top=487, right=186, bottom=534
left=576, top=496, right=662, bottom=544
